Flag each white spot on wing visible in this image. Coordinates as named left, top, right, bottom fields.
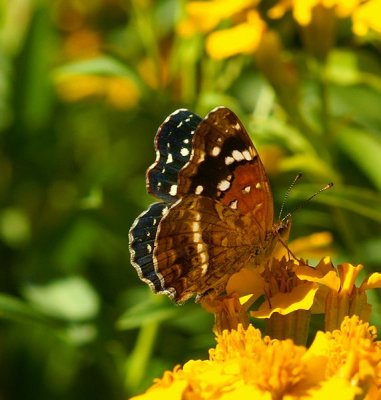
left=180, top=147, right=190, bottom=156
left=234, top=122, right=241, bottom=130
left=192, top=221, right=200, bottom=231
left=199, top=252, right=208, bottom=263
left=217, top=180, right=230, bottom=191
left=211, top=146, right=221, bottom=156
left=225, top=156, right=234, bottom=165
left=255, top=182, right=262, bottom=189
left=162, top=206, right=169, bottom=215
left=169, top=184, right=177, bottom=196
left=200, top=264, right=208, bottom=276
left=184, top=138, right=189, bottom=144
left=229, top=200, right=238, bottom=209
left=232, top=150, right=244, bottom=161
left=242, top=150, right=251, bottom=160
left=195, top=185, right=204, bottom=195
left=243, top=186, right=251, bottom=193
left=147, top=244, right=152, bottom=253
left=193, top=232, right=201, bottom=242
left=172, top=109, right=186, bottom=116
left=177, top=121, right=183, bottom=128
left=166, top=153, right=174, bottom=164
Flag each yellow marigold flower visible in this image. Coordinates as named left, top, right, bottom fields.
left=295, top=257, right=381, bottom=330
left=352, top=0, right=381, bottom=36
left=206, top=11, right=266, bottom=60
left=225, top=257, right=317, bottom=344
left=305, top=316, right=381, bottom=396
left=131, top=318, right=381, bottom=399
left=177, top=0, right=258, bottom=36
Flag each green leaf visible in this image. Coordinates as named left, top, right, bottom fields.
left=53, top=55, right=144, bottom=88
left=23, top=276, right=100, bottom=321
left=117, top=297, right=177, bottom=330
left=291, top=184, right=381, bottom=222
left=0, top=293, right=51, bottom=325
left=337, top=128, right=381, bottom=191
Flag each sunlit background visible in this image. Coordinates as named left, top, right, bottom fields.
left=1, top=0, right=381, bottom=398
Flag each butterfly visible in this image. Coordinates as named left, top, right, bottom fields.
left=129, top=107, right=291, bottom=303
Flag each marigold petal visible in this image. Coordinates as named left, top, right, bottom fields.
left=360, top=272, right=381, bottom=290
left=295, top=265, right=340, bottom=291
left=305, top=376, right=361, bottom=398
left=301, top=333, right=329, bottom=385
left=226, top=267, right=264, bottom=298
left=219, top=384, right=269, bottom=399
left=130, top=374, right=187, bottom=400
left=251, top=282, right=318, bottom=318
left=315, top=256, right=336, bottom=275
left=338, top=263, right=363, bottom=293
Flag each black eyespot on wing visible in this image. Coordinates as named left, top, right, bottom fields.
left=129, top=202, right=170, bottom=292
left=146, top=109, right=202, bottom=202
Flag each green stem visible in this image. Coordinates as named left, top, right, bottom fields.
left=125, top=321, right=160, bottom=393
left=318, top=62, right=330, bottom=139
left=130, top=0, right=162, bottom=88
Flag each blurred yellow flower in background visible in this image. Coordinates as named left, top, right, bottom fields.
left=55, top=74, right=140, bottom=109
left=178, top=0, right=266, bottom=59
left=268, top=0, right=361, bottom=25
left=269, top=0, right=381, bottom=36
left=206, top=11, right=266, bottom=60
left=178, top=0, right=259, bottom=36
left=352, top=0, right=381, bottom=36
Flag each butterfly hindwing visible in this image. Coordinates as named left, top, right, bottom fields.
left=129, top=202, right=171, bottom=294
left=153, top=195, right=254, bottom=302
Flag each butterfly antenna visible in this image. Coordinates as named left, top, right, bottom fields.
left=278, top=173, right=303, bottom=221
left=288, top=182, right=334, bottom=216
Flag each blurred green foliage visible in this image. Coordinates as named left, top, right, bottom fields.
left=0, top=0, right=380, bottom=398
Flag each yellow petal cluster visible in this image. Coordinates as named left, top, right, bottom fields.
left=131, top=317, right=381, bottom=399
left=295, top=257, right=381, bottom=330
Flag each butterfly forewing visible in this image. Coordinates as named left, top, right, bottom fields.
left=178, top=107, right=274, bottom=231
left=146, top=109, right=202, bottom=202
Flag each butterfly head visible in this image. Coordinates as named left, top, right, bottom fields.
left=277, top=213, right=292, bottom=241
left=260, top=214, right=292, bottom=262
